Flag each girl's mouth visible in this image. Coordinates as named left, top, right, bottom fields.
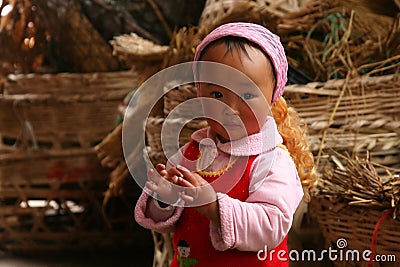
left=221, top=123, right=244, bottom=130
left=223, top=123, right=240, bottom=127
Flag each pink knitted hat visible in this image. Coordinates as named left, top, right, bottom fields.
left=193, top=22, right=288, bottom=103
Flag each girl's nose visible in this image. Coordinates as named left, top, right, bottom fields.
left=223, top=100, right=240, bottom=116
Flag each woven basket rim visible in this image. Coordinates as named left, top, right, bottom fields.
left=110, top=33, right=169, bottom=61
left=0, top=147, right=96, bottom=162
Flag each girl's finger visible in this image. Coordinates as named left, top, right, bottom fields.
left=156, top=164, right=169, bottom=178
left=176, top=176, right=194, bottom=188
left=145, top=181, right=158, bottom=193
left=164, top=175, right=179, bottom=184
left=166, top=167, right=183, bottom=179
left=176, top=164, right=190, bottom=173
left=155, top=163, right=166, bottom=172
left=179, top=191, right=195, bottom=203
left=150, top=167, right=170, bottom=185
left=176, top=165, right=199, bottom=186
left=156, top=164, right=168, bottom=177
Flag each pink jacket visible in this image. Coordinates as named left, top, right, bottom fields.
left=135, top=116, right=304, bottom=251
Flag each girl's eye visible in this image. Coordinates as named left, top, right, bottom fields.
left=242, top=93, right=254, bottom=100
left=210, top=91, right=223, bottom=98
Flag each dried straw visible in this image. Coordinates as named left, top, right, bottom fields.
left=278, top=0, right=400, bottom=81
left=110, top=33, right=169, bottom=62
left=315, top=151, right=400, bottom=220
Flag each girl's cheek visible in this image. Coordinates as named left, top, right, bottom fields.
left=202, top=102, right=224, bottom=118
left=242, top=103, right=269, bottom=131
left=245, top=118, right=261, bottom=134
left=250, top=100, right=270, bottom=119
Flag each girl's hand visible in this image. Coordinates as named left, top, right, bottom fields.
left=145, top=163, right=183, bottom=205
left=175, top=165, right=220, bottom=224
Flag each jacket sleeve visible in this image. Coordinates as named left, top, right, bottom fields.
left=134, top=190, right=183, bottom=233
left=209, top=148, right=304, bottom=251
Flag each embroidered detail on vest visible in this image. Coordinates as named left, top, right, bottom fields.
left=177, top=239, right=199, bottom=267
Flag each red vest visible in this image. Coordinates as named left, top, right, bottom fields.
left=170, top=140, right=289, bottom=267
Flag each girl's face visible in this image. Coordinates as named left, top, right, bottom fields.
left=198, top=42, right=275, bottom=142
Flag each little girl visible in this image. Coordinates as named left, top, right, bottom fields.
left=135, top=22, right=316, bottom=267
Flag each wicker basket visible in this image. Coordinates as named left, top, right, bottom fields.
left=199, top=0, right=310, bottom=26
left=284, top=73, right=400, bottom=266
left=163, top=83, right=197, bottom=116
left=146, top=116, right=165, bottom=154
left=0, top=70, right=146, bottom=252
left=0, top=146, right=144, bottom=252
left=284, top=74, right=400, bottom=168
left=0, top=71, right=138, bottom=149
left=308, top=141, right=399, bottom=266
left=145, top=115, right=207, bottom=166
left=310, top=197, right=400, bottom=267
